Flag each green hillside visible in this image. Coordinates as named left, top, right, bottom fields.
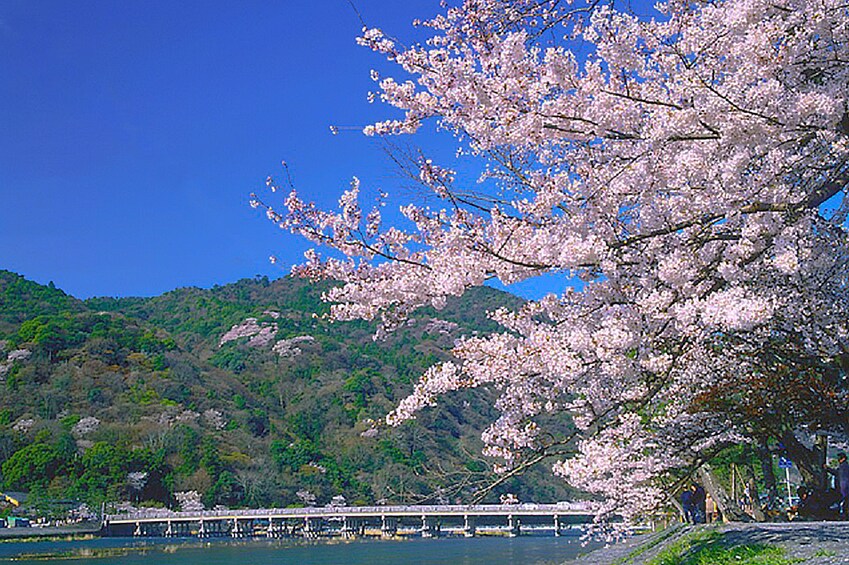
left=0, top=271, right=86, bottom=333
left=0, top=271, right=571, bottom=514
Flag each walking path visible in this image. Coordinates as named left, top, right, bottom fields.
left=573, top=522, right=849, bottom=564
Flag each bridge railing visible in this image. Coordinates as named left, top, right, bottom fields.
left=106, top=502, right=593, bottom=523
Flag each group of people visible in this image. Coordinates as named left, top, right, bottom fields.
left=798, top=452, right=849, bottom=520
left=794, top=485, right=841, bottom=520
left=783, top=452, right=849, bottom=521
left=679, top=453, right=849, bottom=524
left=680, top=483, right=708, bottom=524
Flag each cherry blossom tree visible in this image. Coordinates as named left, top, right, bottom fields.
left=254, top=0, right=849, bottom=522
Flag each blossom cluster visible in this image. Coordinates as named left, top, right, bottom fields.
left=71, top=416, right=100, bottom=437
left=296, top=489, right=317, bottom=506
left=126, top=471, right=149, bottom=491
left=0, top=348, right=31, bottom=379
left=12, top=418, right=34, bottom=433
left=271, top=335, right=315, bottom=358
left=220, top=316, right=315, bottom=359
left=202, top=408, right=227, bottom=430
left=7, top=349, right=31, bottom=362
left=174, top=491, right=205, bottom=512
left=148, top=407, right=200, bottom=428
left=219, top=318, right=277, bottom=347
left=265, top=0, right=849, bottom=522
left=424, top=318, right=459, bottom=335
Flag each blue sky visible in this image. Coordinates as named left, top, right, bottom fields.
left=1, top=0, right=452, bottom=298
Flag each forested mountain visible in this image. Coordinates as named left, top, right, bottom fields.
left=0, top=270, right=573, bottom=514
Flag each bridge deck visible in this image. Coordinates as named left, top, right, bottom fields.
left=107, top=503, right=592, bottom=525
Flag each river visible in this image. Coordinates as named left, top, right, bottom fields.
left=0, top=534, right=602, bottom=564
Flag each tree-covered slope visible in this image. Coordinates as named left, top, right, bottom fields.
left=0, top=270, right=85, bottom=333
left=0, top=272, right=571, bottom=514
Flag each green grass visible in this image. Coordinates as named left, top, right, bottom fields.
left=647, top=530, right=800, bottom=565
left=614, top=525, right=685, bottom=565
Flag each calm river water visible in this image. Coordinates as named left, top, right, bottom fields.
left=0, top=535, right=602, bottom=564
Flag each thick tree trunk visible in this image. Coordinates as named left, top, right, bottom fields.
left=748, top=477, right=765, bottom=520
left=814, top=433, right=829, bottom=490
left=757, top=439, right=778, bottom=510
left=668, top=493, right=686, bottom=522
left=697, top=464, right=751, bottom=522
left=781, top=430, right=827, bottom=489
left=738, top=462, right=766, bottom=521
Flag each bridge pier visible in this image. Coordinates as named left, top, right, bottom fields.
left=463, top=515, right=476, bottom=537
left=283, top=522, right=293, bottom=537
left=204, top=519, right=225, bottom=537
left=421, top=515, right=441, bottom=538
left=267, top=517, right=287, bottom=538
left=341, top=517, right=365, bottom=538
left=381, top=515, right=397, bottom=538
left=304, top=516, right=322, bottom=538
left=231, top=518, right=248, bottom=538
left=554, top=514, right=561, bottom=537
left=508, top=515, right=520, bottom=537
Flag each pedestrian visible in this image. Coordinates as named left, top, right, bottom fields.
left=824, top=452, right=849, bottom=519
left=705, top=493, right=718, bottom=523
left=681, top=487, right=694, bottom=523
left=690, top=483, right=707, bottom=524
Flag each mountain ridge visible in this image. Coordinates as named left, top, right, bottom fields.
left=0, top=270, right=572, bottom=514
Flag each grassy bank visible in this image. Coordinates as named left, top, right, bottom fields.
left=641, top=528, right=798, bottom=565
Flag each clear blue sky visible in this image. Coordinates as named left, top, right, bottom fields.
left=1, top=0, right=452, bottom=298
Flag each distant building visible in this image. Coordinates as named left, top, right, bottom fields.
left=7, top=517, right=30, bottom=528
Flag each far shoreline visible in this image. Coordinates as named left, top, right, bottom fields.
left=0, top=522, right=102, bottom=542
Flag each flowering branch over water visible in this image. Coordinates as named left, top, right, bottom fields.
left=259, top=0, right=849, bottom=523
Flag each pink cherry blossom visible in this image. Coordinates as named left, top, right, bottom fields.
left=259, top=0, right=849, bottom=523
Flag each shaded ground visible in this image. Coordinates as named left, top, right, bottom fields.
left=573, top=522, right=849, bottom=564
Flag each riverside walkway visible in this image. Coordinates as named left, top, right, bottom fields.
left=574, top=522, right=849, bottom=565
left=104, top=503, right=593, bottom=539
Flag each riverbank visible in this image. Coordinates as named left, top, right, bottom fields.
left=573, top=522, right=849, bottom=564
left=0, top=522, right=102, bottom=541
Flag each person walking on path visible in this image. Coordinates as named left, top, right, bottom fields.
left=825, top=452, right=849, bottom=519
left=690, top=483, right=707, bottom=524
left=681, top=488, right=694, bottom=523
